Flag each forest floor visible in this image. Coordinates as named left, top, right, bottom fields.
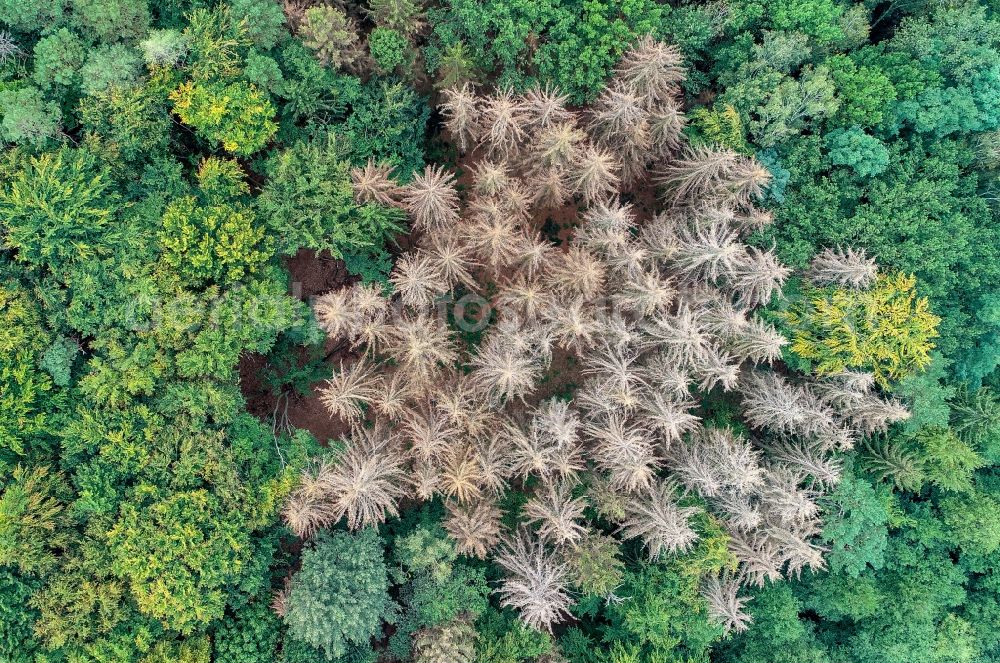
left=239, top=249, right=357, bottom=443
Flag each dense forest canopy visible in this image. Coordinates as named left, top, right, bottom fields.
left=0, top=1, right=998, bottom=662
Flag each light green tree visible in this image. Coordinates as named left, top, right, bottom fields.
left=0, top=88, right=62, bottom=148
left=284, top=529, right=390, bottom=660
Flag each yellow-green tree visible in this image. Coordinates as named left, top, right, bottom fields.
left=164, top=6, right=276, bottom=156
left=0, top=284, right=61, bottom=462
left=689, top=103, right=749, bottom=153
left=783, top=272, right=940, bottom=386
left=169, top=80, right=276, bottom=156
left=158, top=158, right=269, bottom=287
